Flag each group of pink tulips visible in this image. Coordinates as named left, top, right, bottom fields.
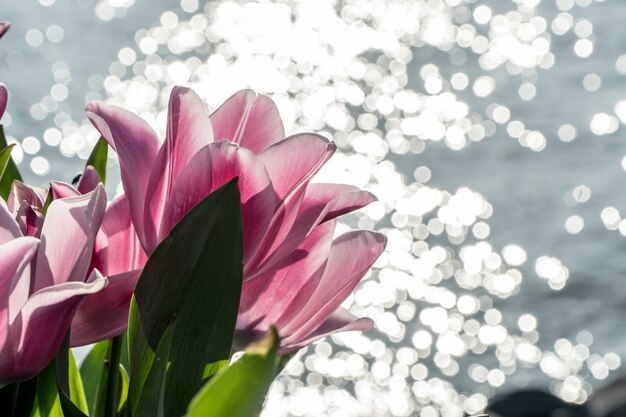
left=0, top=22, right=385, bottom=416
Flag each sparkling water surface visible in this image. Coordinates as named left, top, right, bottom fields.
left=3, top=0, right=626, bottom=415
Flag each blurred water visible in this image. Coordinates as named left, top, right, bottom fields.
left=3, top=0, right=626, bottom=415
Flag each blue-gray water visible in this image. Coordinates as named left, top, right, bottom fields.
left=3, top=0, right=626, bottom=415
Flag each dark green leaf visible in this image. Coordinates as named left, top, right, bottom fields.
left=79, top=341, right=108, bottom=415
left=130, top=178, right=244, bottom=417
left=0, top=126, right=21, bottom=199
left=129, top=315, right=175, bottom=417
left=86, top=136, right=108, bottom=184
left=0, top=378, right=37, bottom=417
left=59, top=393, right=88, bottom=417
left=185, top=327, right=280, bottom=417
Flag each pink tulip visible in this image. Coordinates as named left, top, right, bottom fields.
left=50, top=179, right=147, bottom=347
left=0, top=83, right=7, bottom=122
left=0, top=23, right=9, bottom=119
left=0, top=185, right=107, bottom=385
left=80, top=87, right=384, bottom=349
left=0, top=22, right=9, bottom=40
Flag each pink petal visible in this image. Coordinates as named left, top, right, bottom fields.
left=0, top=201, right=21, bottom=244
left=33, top=185, right=107, bottom=292
left=254, top=184, right=376, bottom=278
left=244, top=135, right=336, bottom=278
left=86, top=102, right=159, bottom=249
left=238, top=220, right=335, bottom=331
left=50, top=181, right=81, bottom=200
left=210, top=90, right=285, bottom=154
left=14, top=205, right=43, bottom=238
left=0, top=22, right=9, bottom=40
left=70, top=269, right=141, bottom=346
left=93, top=195, right=147, bottom=276
left=258, top=134, right=335, bottom=202
left=282, top=308, right=373, bottom=353
left=0, top=238, right=39, bottom=339
left=0, top=275, right=107, bottom=385
left=77, top=165, right=102, bottom=194
left=281, top=230, right=386, bottom=342
left=7, top=181, right=47, bottom=216
left=0, top=83, right=7, bottom=120
left=143, top=87, right=213, bottom=251
left=161, top=140, right=275, bottom=262
left=299, top=183, right=377, bottom=227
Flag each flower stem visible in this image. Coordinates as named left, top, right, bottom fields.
left=104, top=336, right=123, bottom=417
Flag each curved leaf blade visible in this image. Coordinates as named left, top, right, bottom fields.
left=0, top=126, right=21, bottom=200
left=85, top=136, right=108, bottom=184
left=79, top=341, right=108, bottom=415
left=185, top=327, right=280, bottom=417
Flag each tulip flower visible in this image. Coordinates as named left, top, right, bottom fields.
left=1, top=23, right=9, bottom=119
left=0, top=185, right=107, bottom=385
left=0, top=22, right=9, bottom=40
left=78, top=87, right=384, bottom=349
left=237, top=219, right=385, bottom=352
left=0, top=83, right=7, bottom=123
left=50, top=180, right=147, bottom=347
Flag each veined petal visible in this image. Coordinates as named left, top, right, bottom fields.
left=0, top=200, right=21, bottom=244
left=70, top=269, right=141, bottom=346
left=161, top=140, right=275, bottom=261
left=244, top=135, right=336, bottom=278
left=86, top=102, right=159, bottom=249
left=210, top=89, right=285, bottom=154
left=238, top=220, right=335, bottom=332
left=258, top=134, right=335, bottom=203
left=254, top=184, right=376, bottom=278
left=34, top=185, right=107, bottom=292
left=93, top=195, right=147, bottom=276
left=0, top=275, right=107, bottom=385
left=281, top=230, right=386, bottom=341
left=282, top=308, right=373, bottom=353
left=298, top=183, right=377, bottom=229
left=143, top=86, right=213, bottom=251
left=0, top=83, right=7, bottom=120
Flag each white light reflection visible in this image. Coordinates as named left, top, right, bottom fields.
left=6, top=0, right=624, bottom=414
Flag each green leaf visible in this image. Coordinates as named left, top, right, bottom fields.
left=86, top=136, right=108, bottom=184
left=117, top=365, right=129, bottom=414
left=0, top=378, right=37, bottom=417
left=0, top=144, right=15, bottom=182
left=67, top=350, right=89, bottom=414
left=59, top=393, right=88, bottom=417
left=33, top=361, right=63, bottom=417
left=0, top=126, right=21, bottom=200
left=185, top=327, right=280, bottom=417
left=79, top=341, right=108, bottom=415
left=128, top=315, right=175, bottom=417
left=130, top=178, right=244, bottom=417
left=41, top=187, right=53, bottom=216
left=120, top=334, right=130, bottom=375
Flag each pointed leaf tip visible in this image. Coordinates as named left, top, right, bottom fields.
left=245, top=326, right=279, bottom=357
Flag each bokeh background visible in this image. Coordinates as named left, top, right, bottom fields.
left=2, top=0, right=626, bottom=415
